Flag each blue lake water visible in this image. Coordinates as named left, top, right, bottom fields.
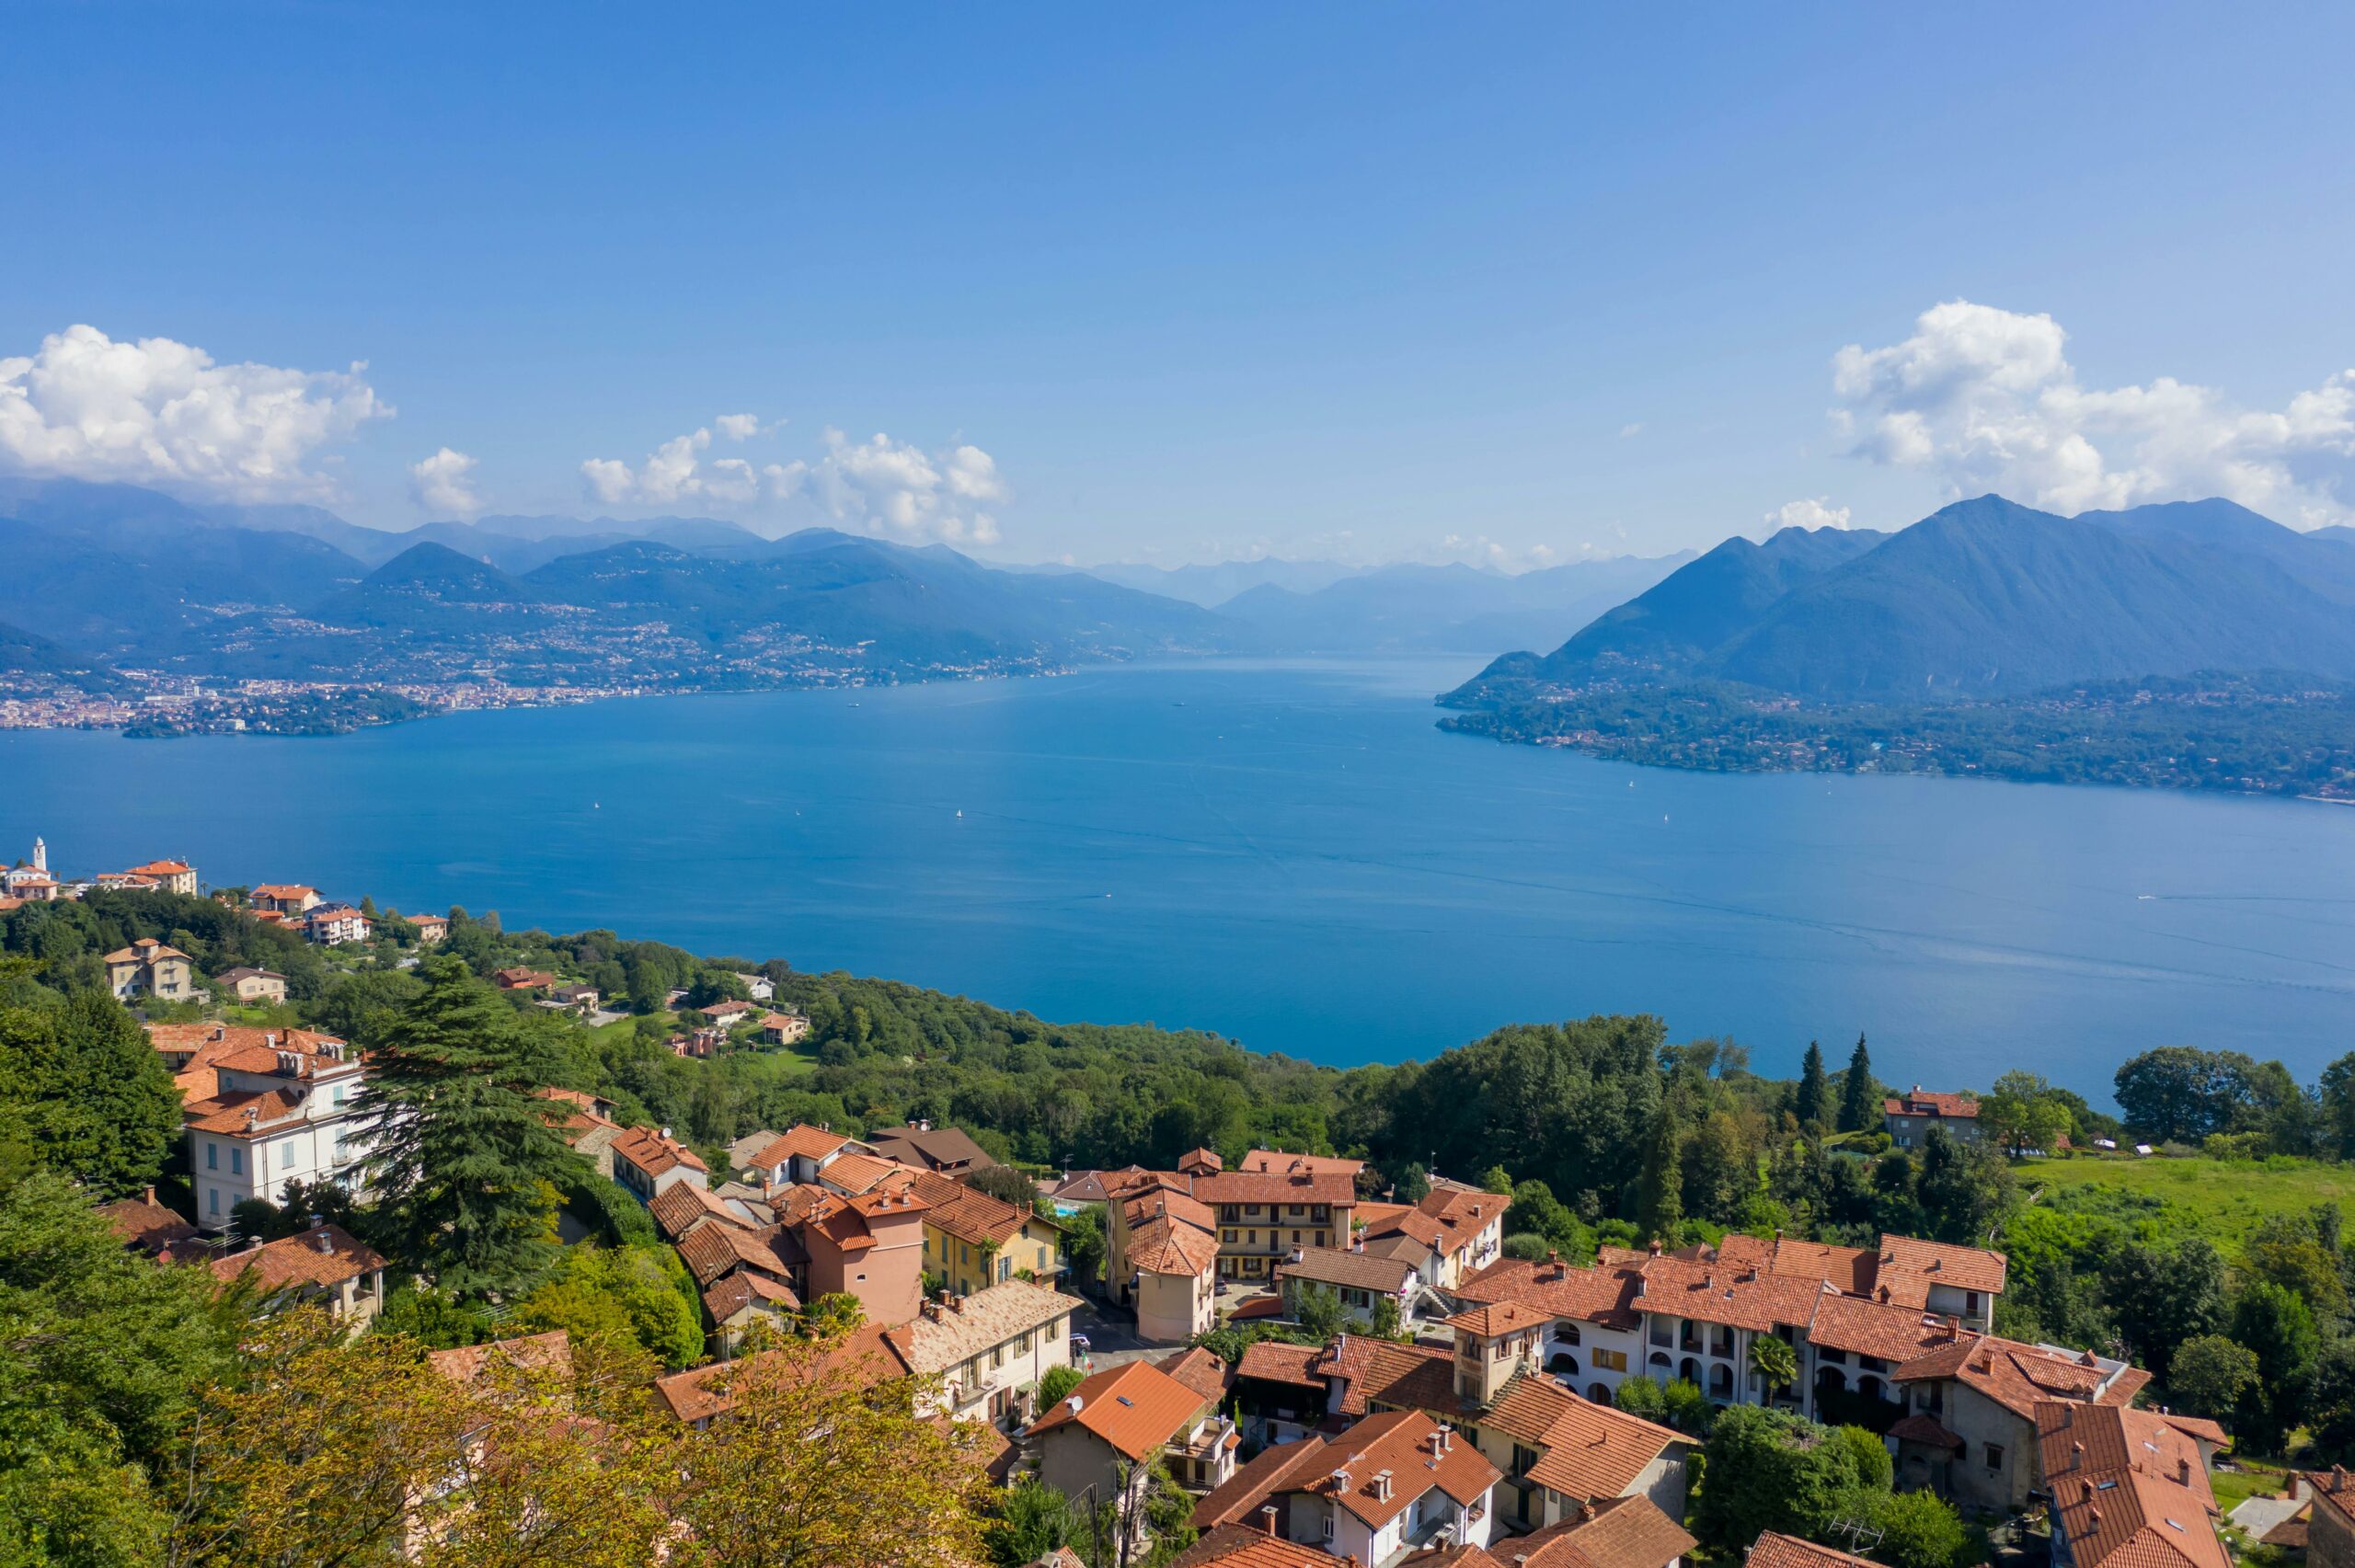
left=8, top=656, right=2355, bottom=1099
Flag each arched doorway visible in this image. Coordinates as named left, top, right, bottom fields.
left=1679, top=1357, right=1700, bottom=1385
left=1709, top=1363, right=1734, bottom=1400
left=1549, top=1352, right=1580, bottom=1378
left=1591, top=1382, right=1612, bottom=1403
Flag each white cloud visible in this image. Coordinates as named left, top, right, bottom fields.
left=0, top=323, right=389, bottom=500
left=1763, top=497, right=1853, bottom=532
left=1832, top=300, right=2355, bottom=526
left=409, top=447, right=483, bottom=515
left=1430, top=533, right=1559, bottom=573
left=810, top=429, right=1010, bottom=545
left=1618, top=422, right=1645, bottom=439
left=580, top=420, right=1013, bottom=544
left=580, top=419, right=785, bottom=509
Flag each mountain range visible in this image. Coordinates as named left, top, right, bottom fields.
left=1450, top=496, right=2355, bottom=707
left=0, top=478, right=1691, bottom=688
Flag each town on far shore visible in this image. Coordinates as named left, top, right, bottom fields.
left=4, top=832, right=2335, bottom=1568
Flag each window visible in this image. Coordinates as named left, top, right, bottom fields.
left=1223, top=1230, right=1236, bottom=1244
left=281, top=1139, right=296, bottom=1170
left=1015, top=1332, right=1031, bottom=1354
left=205, top=1142, right=217, bottom=1171
left=1985, top=1445, right=2004, bottom=1471
left=230, top=1147, right=245, bottom=1175
left=1594, top=1348, right=1627, bottom=1372
left=1291, top=1205, right=1304, bottom=1216
left=1321, top=1516, right=1335, bottom=1542
left=208, top=1187, right=220, bottom=1215
left=1966, top=1291, right=1982, bottom=1315
left=1560, top=1322, right=1581, bottom=1345
left=1315, top=1230, right=1327, bottom=1248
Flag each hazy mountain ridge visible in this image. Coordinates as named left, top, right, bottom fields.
left=1452, top=495, right=2355, bottom=707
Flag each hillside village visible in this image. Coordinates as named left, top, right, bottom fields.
left=3, top=836, right=2348, bottom=1568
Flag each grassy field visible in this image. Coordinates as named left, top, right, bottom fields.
left=2015, top=1152, right=2355, bottom=1249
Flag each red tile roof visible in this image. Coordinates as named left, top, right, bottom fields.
left=1158, top=1345, right=1238, bottom=1405
left=1455, top=1255, right=1645, bottom=1331
left=98, top=1191, right=198, bottom=1252
left=652, top=1325, right=913, bottom=1424
left=1745, top=1532, right=1883, bottom=1568
left=1193, top=1168, right=1358, bottom=1207
left=209, top=1225, right=383, bottom=1291
left=746, top=1124, right=856, bottom=1168
left=1236, top=1150, right=1364, bottom=1177
left=1191, top=1435, right=1332, bottom=1528
left=427, top=1331, right=572, bottom=1389
left=1888, top=1413, right=1966, bottom=1451
left=910, top=1170, right=1044, bottom=1250
left=1130, top=1213, right=1221, bottom=1277
left=611, top=1126, right=708, bottom=1179
left=1315, top=1409, right=1499, bottom=1529
left=1025, top=1360, right=1209, bottom=1460
left=1805, top=1293, right=1965, bottom=1363
left=1236, top=1341, right=1327, bottom=1389
left=1885, top=1088, right=1980, bottom=1121
left=1505, top=1494, right=1698, bottom=1568
left=1275, top=1245, right=1417, bottom=1296
left=1874, top=1232, right=2007, bottom=1302
left=1168, top=1525, right=1335, bottom=1568
left=1894, top=1333, right=2129, bottom=1419
left=2038, top=1400, right=2227, bottom=1568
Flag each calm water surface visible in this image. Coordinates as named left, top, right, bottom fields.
left=7, top=657, right=2355, bottom=1097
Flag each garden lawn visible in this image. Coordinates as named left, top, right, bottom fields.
left=2015, top=1153, right=2355, bottom=1250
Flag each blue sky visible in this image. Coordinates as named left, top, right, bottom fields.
left=4, top=3, right=2351, bottom=566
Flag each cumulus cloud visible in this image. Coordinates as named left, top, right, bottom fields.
left=409, top=447, right=483, bottom=515
left=806, top=429, right=1010, bottom=545
left=1763, top=497, right=1853, bottom=532
left=1832, top=300, right=2355, bottom=526
left=1431, top=533, right=1560, bottom=573
left=0, top=323, right=389, bottom=500
left=580, top=420, right=775, bottom=508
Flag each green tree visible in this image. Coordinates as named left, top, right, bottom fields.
left=1636, top=1107, right=1683, bottom=1241
left=983, top=1478, right=1088, bottom=1568
left=803, top=1291, right=867, bottom=1336
left=2113, top=1047, right=2255, bottom=1143
left=1037, top=1364, right=1086, bottom=1409
left=2242, top=1214, right=2350, bottom=1321
left=2101, top=1238, right=2225, bottom=1382
left=2231, top=1279, right=2321, bottom=1449
left=355, top=956, right=588, bottom=1297
left=1751, top=1333, right=1798, bottom=1402
left=2168, top=1334, right=2261, bottom=1421
left=1981, top=1070, right=2071, bottom=1158
left=514, top=1244, right=705, bottom=1369
left=1914, top=1126, right=2012, bottom=1244
left=1370, top=1295, right=1406, bottom=1340
left=1837, top=1035, right=1876, bottom=1134
left=1614, top=1375, right=1668, bottom=1423
left=1836, top=1485, right=1973, bottom=1568
left=0, top=992, right=183, bottom=1196
left=1796, top=1042, right=1832, bottom=1131
left=1292, top=1283, right=1346, bottom=1340
left=1692, top=1405, right=1883, bottom=1554
left=2320, top=1052, right=2355, bottom=1161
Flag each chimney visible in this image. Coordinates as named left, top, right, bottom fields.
left=2177, top=1458, right=2191, bottom=1485
left=315, top=1230, right=333, bottom=1253
left=1580, top=1501, right=1598, bottom=1523
left=1648, top=1239, right=1661, bottom=1257
left=2089, top=1508, right=2102, bottom=1527
left=1434, top=1425, right=1451, bottom=1453
left=1331, top=1468, right=1350, bottom=1494
left=1373, top=1470, right=1392, bottom=1502
left=1258, top=1504, right=1279, bottom=1535
left=142, top=1185, right=155, bottom=1206
left=2072, top=1440, right=2085, bottom=1463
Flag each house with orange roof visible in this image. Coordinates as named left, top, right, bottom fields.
left=1744, top=1532, right=1882, bottom=1568
left=910, top=1170, right=1063, bottom=1297
left=1885, top=1086, right=1982, bottom=1147
left=2039, top=1400, right=2227, bottom=1568
left=209, top=1223, right=387, bottom=1324
left=1273, top=1243, right=1441, bottom=1332
left=121, top=858, right=198, bottom=895
left=1187, top=1407, right=1503, bottom=1562
left=611, top=1125, right=709, bottom=1203
left=652, top=1322, right=917, bottom=1429
left=1890, top=1333, right=2149, bottom=1512
left=214, top=965, right=288, bottom=1004
left=1384, top=1178, right=1508, bottom=1289
left=798, top=1185, right=932, bottom=1327
left=1194, top=1162, right=1359, bottom=1285
left=303, top=902, right=373, bottom=946
left=731, top=1122, right=867, bottom=1185
left=1168, top=1526, right=1335, bottom=1568
left=410, top=913, right=448, bottom=944
left=538, top=1086, right=624, bottom=1176
left=1028, top=1357, right=1241, bottom=1512
left=248, top=883, right=321, bottom=915
left=167, top=1024, right=371, bottom=1230
left=758, top=1010, right=810, bottom=1046
left=104, top=936, right=197, bottom=1001
left=1237, top=1150, right=1365, bottom=1179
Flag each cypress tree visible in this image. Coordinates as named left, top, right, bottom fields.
left=1637, top=1106, right=1683, bottom=1241
left=357, top=956, right=586, bottom=1298
left=1838, top=1033, right=1877, bottom=1133
left=1796, top=1041, right=1831, bottom=1131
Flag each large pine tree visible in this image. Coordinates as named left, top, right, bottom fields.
left=1636, top=1105, right=1683, bottom=1241
left=1796, top=1040, right=1831, bottom=1131
left=356, top=956, right=585, bottom=1298
left=1837, top=1033, right=1877, bottom=1133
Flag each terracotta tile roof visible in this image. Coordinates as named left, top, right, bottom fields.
left=184, top=1088, right=310, bottom=1137
left=674, top=1221, right=802, bottom=1288
left=1352, top=1200, right=1414, bottom=1230
left=1129, top=1214, right=1221, bottom=1277
left=1274, top=1245, right=1417, bottom=1296
left=702, top=1272, right=800, bottom=1322
left=250, top=884, right=316, bottom=900
left=1024, top=1359, right=1209, bottom=1460
left=104, top=937, right=190, bottom=965
left=1745, top=1532, right=1882, bottom=1568
left=652, top=1324, right=914, bottom=1424
left=894, top=1279, right=1082, bottom=1376
left=2158, top=1414, right=2230, bottom=1449
left=819, top=1150, right=916, bottom=1194
left=1236, top=1150, right=1364, bottom=1177
left=1159, top=1345, right=1238, bottom=1405
left=1455, top=1256, right=1645, bottom=1331
left=1360, top=1230, right=1441, bottom=1267
left=1874, top=1232, right=2008, bottom=1302
left=1310, top=1333, right=1386, bottom=1412
left=1508, top=1494, right=1697, bottom=1568
left=2302, top=1471, right=2355, bottom=1530
left=1886, top=1088, right=1981, bottom=1121
left=2039, top=1401, right=2227, bottom=1568
left=1888, top=1413, right=1966, bottom=1450
left=1417, top=1185, right=1504, bottom=1241
left=1805, top=1293, right=1964, bottom=1363
left=611, top=1126, right=708, bottom=1179
left=1893, top=1333, right=2122, bottom=1419
left=126, top=859, right=191, bottom=876
left=1125, top=1188, right=1217, bottom=1233
left=701, top=999, right=755, bottom=1020
left=98, top=1191, right=198, bottom=1252
left=765, top=1182, right=834, bottom=1224
left=209, top=1224, right=384, bottom=1292
left=1488, top=1378, right=1687, bottom=1500
left=1315, top=1409, right=1499, bottom=1529
left=1397, top=1549, right=1510, bottom=1568
left=1191, top=1435, right=1332, bottom=1528
left=1367, top=1209, right=1448, bottom=1249
left=910, top=1170, right=1043, bottom=1250
left=1236, top=1341, right=1327, bottom=1389
left=1193, top=1169, right=1358, bottom=1207
left=1764, top=1236, right=1878, bottom=1296
left=149, top=1023, right=350, bottom=1103
left=1449, top=1301, right=1550, bottom=1337
left=1350, top=1340, right=1457, bottom=1417
left=1168, top=1524, right=1336, bottom=1568
left=427, top=1331, right=572, bottom=1389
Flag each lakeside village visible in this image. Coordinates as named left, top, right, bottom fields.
left=0, top=677, right=648, bottom=737
left=1, top=839, right=2334, bottom=1568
